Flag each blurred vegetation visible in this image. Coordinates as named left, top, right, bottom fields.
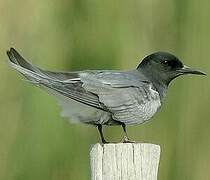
left=0, top=0, right=210, bottom=180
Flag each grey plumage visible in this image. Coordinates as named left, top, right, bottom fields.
left=7, top=48, right=206, bottom=143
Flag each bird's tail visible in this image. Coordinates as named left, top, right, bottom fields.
left=7, top=48, right=55, bottom=85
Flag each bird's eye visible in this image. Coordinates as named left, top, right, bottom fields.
left=162, top=60, right=168, bottom=64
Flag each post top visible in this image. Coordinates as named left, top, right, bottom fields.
left=90, top=142, right=161, bottom=180
left=92, top=142, right=161, bottom=150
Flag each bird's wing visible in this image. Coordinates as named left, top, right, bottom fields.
left=42, top=70, right=157, bottom=125
left=46, top=70, right=155, bottom=125
left=7, top=48, right=106, bottom=112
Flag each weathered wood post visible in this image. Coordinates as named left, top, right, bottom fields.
left=90, top=143, right=160, bottom=180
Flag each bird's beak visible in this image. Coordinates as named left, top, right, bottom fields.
left=177, top=65, right=206, bottom=75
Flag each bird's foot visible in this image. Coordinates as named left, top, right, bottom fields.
left=121, top=136, right=136, bottom=143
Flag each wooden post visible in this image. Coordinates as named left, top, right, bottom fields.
left=90, top=143, right=161, bottom=180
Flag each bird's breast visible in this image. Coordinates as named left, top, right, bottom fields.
left=138, top=85, right=161, bottom=122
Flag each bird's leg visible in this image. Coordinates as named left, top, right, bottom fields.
left=97, top=124, right=108, bottom=144
left=121, top=123, right=135, bottom=143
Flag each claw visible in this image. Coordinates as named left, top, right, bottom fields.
left=121, top=136, right=136, bottom=143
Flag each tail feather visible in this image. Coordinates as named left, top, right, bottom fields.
left=7, top=48, right=40, bottom=73
left=7, top=48, right=52, bottom=84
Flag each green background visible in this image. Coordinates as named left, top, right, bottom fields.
left=0, top=1, right=210, bottom=180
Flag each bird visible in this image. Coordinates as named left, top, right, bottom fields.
left=7, top=48, right=206, bottom=143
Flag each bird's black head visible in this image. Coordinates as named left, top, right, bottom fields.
left=138, top=52, right=206, bottom=86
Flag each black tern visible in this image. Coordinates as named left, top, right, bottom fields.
left=7, top=48, right=206, bottom=143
